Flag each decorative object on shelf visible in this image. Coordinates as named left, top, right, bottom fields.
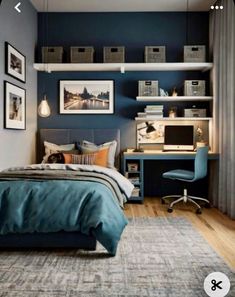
left=133, top=148, right=144, bottom=153
left=171, top=87, right=178, bottom=97
left=103, top=47, right=125, bottom=63
left=196, top=126, right=207, bottom=148
left=59, top=80, right=114, bottom=114
left=38, top=94, right=51, bottom=118
left=145, top=46, right=166, bottom=63
left=184, top=80, right=206, bottom=96
left=137, top=122, right=164, bottom=144
left=131, top=187, right=140, bottom=197
left=168, top=106, right=177, bottom=118
left=138, top=80, right=159, bottom=96
left=4, top=81, right=26, bottom=130
left=70, top=47, right=94, bottom=63
left=127, top=163, right=139, bottom=172
left=160, top=88, right=169, bottom=97
left=184, top=45, right=206, bottom=62
left=5, top=42, right=26, bottom=83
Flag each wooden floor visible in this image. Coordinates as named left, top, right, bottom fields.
left=124, top=197, right=235, bottom=270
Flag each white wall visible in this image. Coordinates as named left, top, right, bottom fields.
left=0, top=0, right=37, bottom=170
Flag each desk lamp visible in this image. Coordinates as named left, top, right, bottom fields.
left=134, top=122, right=156, bottom=152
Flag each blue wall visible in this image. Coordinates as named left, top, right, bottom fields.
left=37, top=12, right=209, bottom=150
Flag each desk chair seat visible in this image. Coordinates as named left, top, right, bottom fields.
left=162, top=147, right=210, bottom=214
left=163, top=169, right=194, bottom=181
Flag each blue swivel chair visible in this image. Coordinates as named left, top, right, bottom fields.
left=162, top=146, right=210, bottom=214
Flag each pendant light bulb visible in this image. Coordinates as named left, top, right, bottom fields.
left=38, top=94, right=51, bottom=117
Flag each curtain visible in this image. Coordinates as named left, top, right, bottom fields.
left=209, top=0, right=235, bottom=219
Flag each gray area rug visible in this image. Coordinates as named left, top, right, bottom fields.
left=0, top=217, right=234, bottom=297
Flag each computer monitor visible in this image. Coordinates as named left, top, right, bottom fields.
left=164, top=125, right=194, bottom=151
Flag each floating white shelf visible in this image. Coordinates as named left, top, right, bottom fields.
left=135, top=117, right=212, bottom=121
left=33, top=62, right=213, bottom=73
left=136, top=96, right=213, bottom=102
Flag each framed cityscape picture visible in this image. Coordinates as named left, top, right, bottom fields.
left=60, top=80, right=114, bottom=114
left=5, top=42, right=26, bottom=83
left=4, top=81, right=26, bottom=130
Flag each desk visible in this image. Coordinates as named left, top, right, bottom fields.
left=123, top=151, right=219, bottom=202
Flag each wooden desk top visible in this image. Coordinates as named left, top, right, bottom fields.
left=123, top=150, right=219, bottom=160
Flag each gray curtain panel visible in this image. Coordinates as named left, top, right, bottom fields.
left=209, top=0, right=235, bottom=219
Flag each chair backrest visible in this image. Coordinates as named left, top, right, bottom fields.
left=194, top=146, right=209, bottom=181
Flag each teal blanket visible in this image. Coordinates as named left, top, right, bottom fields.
left=0, top=169, right=130, bottom=255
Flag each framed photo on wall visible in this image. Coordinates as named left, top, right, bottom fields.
left=4, top=81, right=26, bottom=130
left=5, top=42, right=26, bottom=83
left=60, top=80, right=114, bottom=114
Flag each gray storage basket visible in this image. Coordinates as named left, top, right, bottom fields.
left=184, top=45, right=206, bottom=62
left=70, top=47, right=94, bottom=63
left=138, top=81, right=159, bottom=96
left=145, top=46, right=166, bottom=63
left=42, top=47, right=63, bottom=63
left=103, top=46, right=125, bottom=63
left=184, top=108, right=206, bottom=118
left=184, top=80, right=206, bottom=96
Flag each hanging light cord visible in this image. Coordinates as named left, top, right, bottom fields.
left=186, top=0, right=189, bottom=45
left=46, top=0, right=49, bottom=74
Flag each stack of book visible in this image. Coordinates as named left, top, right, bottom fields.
left=137, top=105, right=164, bottom=119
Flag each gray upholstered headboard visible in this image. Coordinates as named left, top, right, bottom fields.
left=37, top=129, right=120, bottom=164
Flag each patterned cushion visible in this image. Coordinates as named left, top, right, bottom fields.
left=63, top=148, right=109, bottom=167
left=66, top=153, right=96, bottom=165
left=77, top=140, right=117, bottom=169
left=43, top=141, right=75, bottom=163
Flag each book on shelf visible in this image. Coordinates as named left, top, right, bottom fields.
left=144, top=108, right=163, bottom=113
left=144, top=109, right=163, bottom=115
left=128, top=177, right=140, bottom=184
left=146, top=105, right=164, bottom=108
left=137, top=112, right=163, bottom=119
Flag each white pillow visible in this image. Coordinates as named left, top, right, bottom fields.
left=81, top=140, right=117, bottom=169
left=43, top=141, right=75, bottom=163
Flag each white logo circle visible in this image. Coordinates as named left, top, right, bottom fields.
left=204, top=272, right=230, bottom=297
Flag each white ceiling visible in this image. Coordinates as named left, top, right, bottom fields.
left=30, top=0, right=216, bottom=12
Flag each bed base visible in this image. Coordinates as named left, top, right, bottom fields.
left=0, top=232, right=96, bottom=250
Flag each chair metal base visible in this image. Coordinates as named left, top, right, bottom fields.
left=161, top=189, right=210, bottom=214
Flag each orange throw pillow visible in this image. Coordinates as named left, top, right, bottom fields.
left=63, top=153, right=72, bottom=164
left=94, top=148, right=109, bottom=167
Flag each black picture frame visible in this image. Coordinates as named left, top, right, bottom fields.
left=59, top=80, right=114, bottom=114
left=4, top=81, right=26, bottom=130
left=5, top=42, right=26, bottom=83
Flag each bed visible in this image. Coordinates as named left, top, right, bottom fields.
left=0, top=129, right=133, bottom=256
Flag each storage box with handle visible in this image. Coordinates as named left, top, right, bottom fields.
left=184, top=45, right=206, bottom=62
left=184, top=80, right=206, bottom=96
left=42, top=46, right=63, bottom=63
left=70, top=47, right=94, bottom=63
left=145, top=46, right=166, bottom=63
left=103, top=46, right=125, bottom=63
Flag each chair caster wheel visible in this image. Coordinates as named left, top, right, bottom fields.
left=167, top=208, right=173, bottom=213
left=161, top=199, right=166, bottom=205
left=196, top=208, right=202, bottom=214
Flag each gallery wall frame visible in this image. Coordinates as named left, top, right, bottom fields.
left=59, top=80, right=114, bottom=114
left=4, top=81, right=26, bottom=130
left=5, top=42, right=26, bottom=83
